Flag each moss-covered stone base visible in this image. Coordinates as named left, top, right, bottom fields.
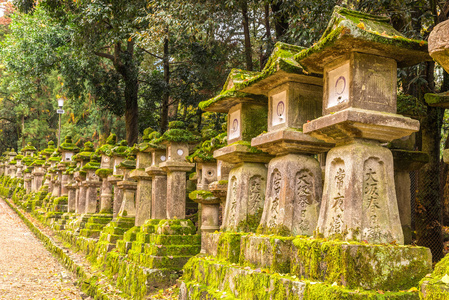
left=190, top=232, right=432, bottom=298
left=421, top=253, right=449, bottom=299
left=180, top=256, right=420, bottom=300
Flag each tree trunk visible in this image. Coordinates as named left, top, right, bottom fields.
left=242, top=1, right=253, bottom=71
left=113, top=41, right=139, bottom=146
left=160, top=35, right=170, bottom=133
left=416, top=61, right=444, bottom=262
left=271, top=1, right=289, bottom=41
left=260, top=3, right=272, bottom=70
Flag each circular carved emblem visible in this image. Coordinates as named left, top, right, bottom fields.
left=160, top=155, right=166, bottom=162
left=335, top=76, right=346, bottom=95
left=177, top=149, right=184, bottom=156
left=231, top=118, right=239, bottom=133
left=276, top=101, right=285, bottom=117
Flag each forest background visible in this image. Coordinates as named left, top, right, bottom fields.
left=0, top=0, right=449, bottom=261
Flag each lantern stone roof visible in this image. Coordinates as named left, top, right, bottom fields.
left=294, top=6, right=431, bottom=74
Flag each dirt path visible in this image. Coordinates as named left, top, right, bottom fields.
left=0, top=198, right=83, bottom=300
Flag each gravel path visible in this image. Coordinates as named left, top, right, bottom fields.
left=0, top=198, right=83, bottom=300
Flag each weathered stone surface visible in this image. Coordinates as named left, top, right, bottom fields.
left=323, top=52, right=397, bottom=114
left=295, top=6, right=431, bottom=73
left=258, top=154, right=322, bottom=236
left=251, top=128, right=333, bottom=155
left=117, top=180, right=137, bottom=218
left=226, top=103, right=268, bottom=144
left=391, top=149, right=428, bottom=172
left=429, top=19, right=449, bottom=73
left=222, top=162, right=267, bottom=232
left=317, top=139, right=404, bottom=244
left=133, top=177, right=152, bottom=226
left=303, top=107, right=420, bottom=144
left=213, top=143, right=272, bottom=164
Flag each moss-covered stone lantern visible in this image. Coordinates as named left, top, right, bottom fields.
left=129, top=128, right=156, bottom=226
left=107, top=140, right=129, bottom=219
left=116, top=154, right=137, bottom=218
left=30, top=154, right=46, bottom=192
left=95, top=133, right=117, bottom=214
left=81, top=153, right=101, bottom=214
left=144, top=131, right=168, bottom=220
left=22, top=142, right=37, bottom=158
left=64, top=161, right=78, bottom=212
left=157, top=121, right=199, bottom=219
left=298, top=6, right=429, bottom=244
left=6, top=148, right=17, bottom=177
left=42, top=141, right=56, bottom=160
left=201, top=69, right=272, bottom=232
left=188, top=132, right=227, bottom=238
left=14, top=152, right=24, bottom=179
left=237, top=42, right=334, bottom=236
left=73, top=142, right=94, bottom=214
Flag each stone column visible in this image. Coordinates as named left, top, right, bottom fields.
left=130, top=149, right=153, bottom=226
left=391, top=149, right=429, bottom=244
left=74, top=171, right=87, bottom=214
left=107, top=155, right=125, bottom=219
left=160, top=142, right=195, bottom=219
left=117, top=180, right=137, bottom=217
left=99, top=178, right=113, bottom=213
left=84, top=170, right=101, bottom=214
left=66, top=177, right=77, bottom=213
left=146, top=148, right=167, bottom=219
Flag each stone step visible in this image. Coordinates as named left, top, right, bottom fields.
left=144, top=244, right=200, bottom=257
left=179, top=256, right=421, bottom=300
left=203, top=232, right=432, bottom=291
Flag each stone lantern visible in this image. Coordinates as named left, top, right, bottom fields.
left=58, top=136, right=80, bottom=197
left=144, top=132, right=168, bottom=220
left=107, top=140, right=129, bottom=219
left=73, top=142, right=94, bottom=214
left=7, top=149, right=17, bottom=178
left=298, top=7, right=429, bottom=244
left=116, top=154, right=137, bottom=218
left=240, top=42, right=334, bottom=236
left=22, top=142, right=37, bottom=158
left=158, top=121, right=199, bottom=220
left=95, top=133, right=117, bottom=215
left=82, top=154, right=101, bottom=214
left=14, top=152, right=24, bottom=179
left=30, top=154, right=46, bottom=192
left=46, top=152, right=62, bottom=197
left=200, top=69, right=272, bottom=232
left=64, top=161, right=78, bottom=212
left=42, top=141, right=56, bottom=161
left=130, top=128, right=156, bottom=226
left=0, top=156, right=5, bottom=177
left=188, top=132, right=227, bottom=238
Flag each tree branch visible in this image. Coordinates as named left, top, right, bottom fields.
left=94, top=51, right=114, bottom=61
left=140, top=47, right=164, bottom=60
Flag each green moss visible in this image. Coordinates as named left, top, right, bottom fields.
left=81, top=161, right=100, bottom=171
left=22, top=142, right=37, bottom=152
left=188, top=190, right=214, bottom=201
left=397, top=94, right=427, bottom=117
left=154, top=128, right=201, bottom=144
left=425, top=91, right=449, bottom=108
left=95, top=168, right=112, bottom=178
left=218, top=180, right=228, bottom=185
left=187, top=132, right=227, bottom=163
left=58, top=136, right=80, bottom=152
left=291, top=236, right=432, bottom=291
left=294, top=6, right=429, bottom=72
left=229, top=140, right=264, bottom=154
